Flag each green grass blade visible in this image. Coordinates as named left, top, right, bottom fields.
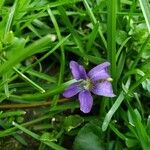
left=47, top=0, right=81, bottom=8
left=47, top=7, right=65, bottom=103
left=86, top=22, right=99, bottom=51
left=4, top=0, right=18, bottom=38
left=107, top=0, right=117, bottom=85
left=58, top=6, right=85, bottom=55
left=0, top=111, right=58, bottom=137
left=102, top=91, right=124, bottom=131
left=47, top=8, right=65, bottom=86
left=13, top=68, right=45, bottom=93
left=3, top=73, right=9, bottom=98
left=0, top=35, right=70, bottom=88
left=103, top=73, right=150, bottom=130
left=9, top=79, right=76, bottom=101
left=127, top=104, right=150, bottom=150
left=0, top=110, right=26, bottom=118
left=24, top=35, right=70, bottom=73
left=23, top=68, right=56, bottom=83
left=83, top=0, right=107, bottom=49
left=0, top=35, right=52, bottom=76
left=116, top=37, right=131, bottom=61
left=27, top=24, right=42, bottom=38
left=139, top=0, right=150, bottom=33
left=109, top=123, right=126, bottom=140
left=0, top=57, right=46, bottom=93
left=12, top=121, right=66, bottom=150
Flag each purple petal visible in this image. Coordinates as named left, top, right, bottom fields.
left=88, top=62, right=110, bottom=81
left=91, top=81, right=115, bottom=97
left=63, top=83, right=81, bottom=98
left=78, top=90, right=93, bottom=113
left=70, top=61, right=87, bottom=80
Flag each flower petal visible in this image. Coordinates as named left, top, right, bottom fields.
left=91, top=81, right=115, bottom=97
left=88, top=62, right=110, bottom=81
left=63, top=83, right=81, bottom=98
left=70, top=61, right=87, bottom=80
left=78, top=90, right=93, bottom=113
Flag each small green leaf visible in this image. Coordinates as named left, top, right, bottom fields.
left=73, top=120, right=105, bottom=150
left=142, top=79, right=150, bottom=92
left=4, top=31, right=14, bottom=44
left=63, top=115, right=84, bottom=132
left=40, top=132, right=57, bottom=142
left=125, top=137, right=138, bottom=148
left=116, top=30, right=128, bottom=45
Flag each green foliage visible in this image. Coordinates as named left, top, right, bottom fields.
left=73, top=120, right=105, bottom=150
left=0, top=0, right=150, bottom=149
left=63, top=115, right=84, bottom=132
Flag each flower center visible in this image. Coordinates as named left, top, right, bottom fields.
left=79, top=77, right=113, bottom=91
left=81, top=78, right=93, bottom=90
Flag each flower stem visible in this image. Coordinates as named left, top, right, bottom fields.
left=0, top=98, right=69, bottom=109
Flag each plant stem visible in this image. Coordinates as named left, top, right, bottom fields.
left=0, top=98, right=70, bottom=109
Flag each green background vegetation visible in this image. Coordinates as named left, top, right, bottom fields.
left=0, top=0, right=150, bottom=149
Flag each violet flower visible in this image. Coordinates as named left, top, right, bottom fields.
left=63, top=61, right=115, bottom=113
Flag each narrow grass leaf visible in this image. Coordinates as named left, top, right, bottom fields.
left=4, top=0, right=18, bottom=38
left=0, top=110, right=26, bottom=118
left=27, top=24, right=42, bottom=38
left=86, top=23, right=99, bottom=51
left=23, top=68, right=56, bottom=83
left=14, top=68, right=45, bottom=93
left=12, top=122, right=66, bottom=150
left=0, top=35, right=70, bottom=87
left=13, top=134, right=28, bottom=146
left=0, top=111, right=58, bottom=137
left=83, top=0, right=107, bottom=49
left=47, top=8, right=65, bottom=84
left=127, top=104, right=150, bottom=150
left=0, top=35, right=52, bottom=75
left=116, top=37, right=131, bottom=61
left=116, top=51, right=126, bottom=85
left=109, top=123, right=126, bottom=140
left=107, top=0, right=117, bottom=84
left=3, top=73, right=9, bottom=98
left=102, top=91, right=124, bottom=131
left=139, top=0, right=150, bottom=33
left=24, top=35, right=70, bottom=72
left=48, top=7, right=65, bottom=103
left=58, top=6, right=85, bottom=55
left=47, top=0, right=81, bottom=8
left=9, top=79, right=76, bottom=101
left=12, top=121, right=40, bottom=140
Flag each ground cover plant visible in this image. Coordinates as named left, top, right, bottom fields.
left=0, top=0, right=150, bottom=149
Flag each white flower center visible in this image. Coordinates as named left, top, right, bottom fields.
left=82, top=78, right=93, bottom=90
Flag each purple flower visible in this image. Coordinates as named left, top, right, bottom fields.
left=63, top=61, right=115, bottom=113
